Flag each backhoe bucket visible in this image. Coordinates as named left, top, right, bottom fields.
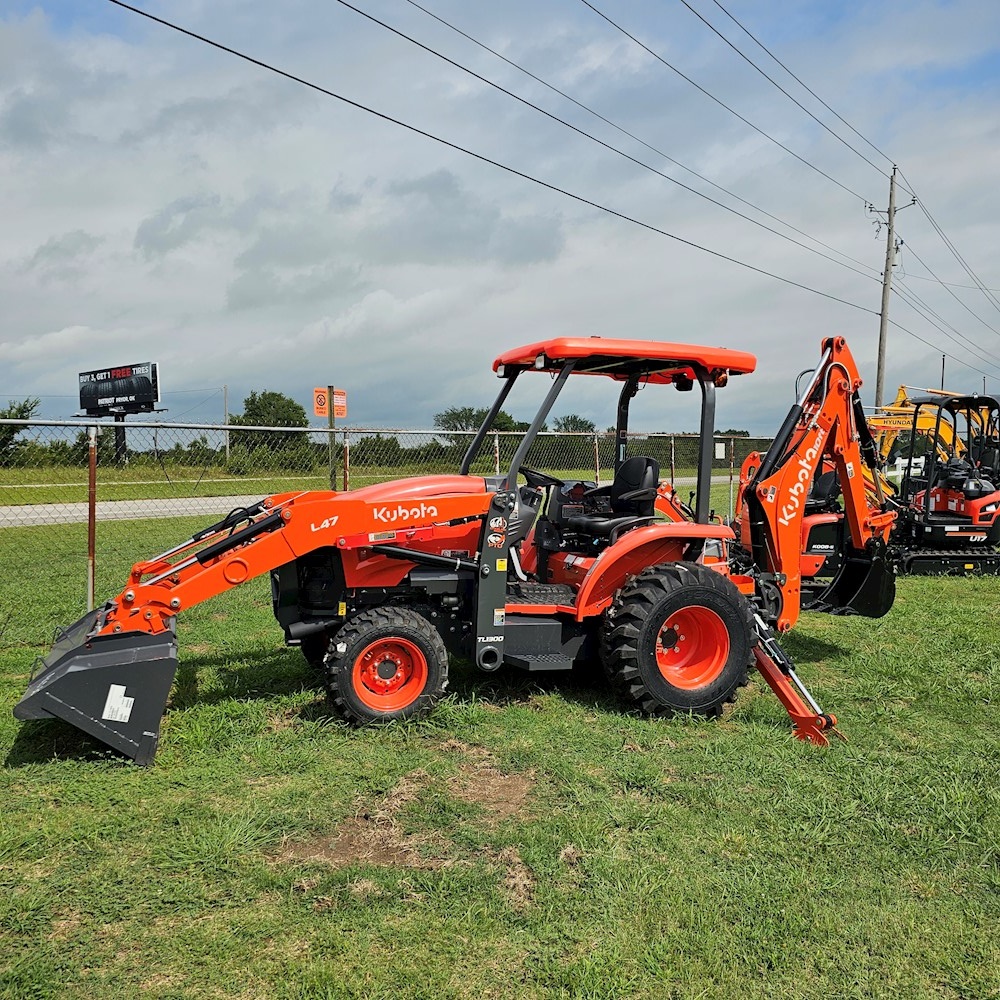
left=14, top=605, right=178, bottom=765
left=808, top=540, right=895, bottom=618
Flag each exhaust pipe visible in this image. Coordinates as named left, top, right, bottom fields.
left=14, top=604, right=178, bottom=765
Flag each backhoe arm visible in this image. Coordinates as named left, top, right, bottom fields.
left=738, top=336, right=896, bottom=632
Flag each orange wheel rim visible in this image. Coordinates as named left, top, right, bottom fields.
left=654, top=606, right=729, bottom=690
left=352, top=637, right=428, bottom=711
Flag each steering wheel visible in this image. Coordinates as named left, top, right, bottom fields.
left=519, top=466, right=565, bottom=489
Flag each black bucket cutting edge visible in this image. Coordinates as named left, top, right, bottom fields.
left=14, top=607, right=178, bottom=766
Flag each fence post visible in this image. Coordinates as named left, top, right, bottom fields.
left=223, top=384, right=230, bottom=463
left=493, top=432, right=500, bottom=476
left=593, top=432, right=600, bottom=483
left=342, top=432, right=350, bottom=492
left=670, top=435, right=676, bottom=485
left=87, top=425, right=98, bottom=612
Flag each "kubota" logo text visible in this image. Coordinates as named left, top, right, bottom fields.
left=777, top=428, right=825, bottom=527
left=373, top=502, right=439, bottom=524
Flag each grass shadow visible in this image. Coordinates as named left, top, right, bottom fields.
left=445, top=657, right=623, bottom=714
left=5, top=717, right=133, bottom=769
left=168, top=647, right=316, bottom=710
left=780, top=630, right=849, bottom=664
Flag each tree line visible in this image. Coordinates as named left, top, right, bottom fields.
left=1, top=394, right=758, bottom=473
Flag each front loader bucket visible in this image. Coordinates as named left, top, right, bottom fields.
left=807, top=540, right=895, bottom=618
left=14, top=605, right=178, bottom=765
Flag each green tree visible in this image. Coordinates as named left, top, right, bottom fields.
left=434, top=406, right=535, bottom=437
left=232, top=391, right=308, bottom=428
left=229, top=391, right=314, bottom=471
left=0, top=398, right=40, bottom=460
left=552, top=414, right=596, bottom=434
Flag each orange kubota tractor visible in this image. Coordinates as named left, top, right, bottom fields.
left=15, top=336, right=896, bottom=764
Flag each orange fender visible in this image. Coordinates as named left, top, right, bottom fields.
left=574, top=522, right=736, bottom=620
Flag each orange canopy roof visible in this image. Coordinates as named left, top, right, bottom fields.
left=493, top=337, right=756, bottom=383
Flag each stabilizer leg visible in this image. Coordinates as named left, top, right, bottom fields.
left=751, top=613, right=844, bottom=747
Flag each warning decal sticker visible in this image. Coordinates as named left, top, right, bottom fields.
left=102, top=684, right=135, bottom=724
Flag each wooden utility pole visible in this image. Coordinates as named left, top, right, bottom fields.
left=875, top=166, right=898, bottom=408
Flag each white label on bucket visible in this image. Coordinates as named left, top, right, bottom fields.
left=102, top=684, right=134, bottom=724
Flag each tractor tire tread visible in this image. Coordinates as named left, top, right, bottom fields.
left=326, top=605, right=448, bottom=726
left=602, top=562, right=752, bottom=718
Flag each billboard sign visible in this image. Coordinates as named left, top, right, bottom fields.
left=79, top=362, right=160, bottom=416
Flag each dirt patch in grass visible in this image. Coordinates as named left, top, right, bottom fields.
left=276, top=754, right=536, bottom=872
left=48, top=911, right=83, bottom=942
left=440, top=738, right=535, bottom=826
left=265, top=707, right=299, bottom=732
left=449, top=765, right=534, bottom=826
left=497, top=847, right=534, bottom=910
left=277, top=770, right=450, bottom=870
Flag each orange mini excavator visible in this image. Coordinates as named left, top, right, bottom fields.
left=15, top=336, right=896, bottom=763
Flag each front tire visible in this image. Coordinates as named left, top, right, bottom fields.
left=326, top=607, right=448, bottom=725
left=603, top=563, right=752, bottom=717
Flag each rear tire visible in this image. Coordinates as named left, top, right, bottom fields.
left=603, top=563, right=752, bottom=717
left=326, top=607, right=448, bottom=725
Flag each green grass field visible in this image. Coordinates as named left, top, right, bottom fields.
left=1, top=519, right=998, bottom=999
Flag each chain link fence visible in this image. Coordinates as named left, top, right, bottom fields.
left=0, top=419, right=772, bottom=649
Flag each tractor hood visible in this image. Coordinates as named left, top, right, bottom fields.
left=345, top=475, right=489, bottom=503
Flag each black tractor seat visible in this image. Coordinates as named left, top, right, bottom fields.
left=564, top=456, right=660, bottom=542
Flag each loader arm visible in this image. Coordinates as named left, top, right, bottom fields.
left=95, top=490, right=493, bottom=638
left=737, top=336, right=896, bottom=632
left=14, top=483, right=495, bottom=763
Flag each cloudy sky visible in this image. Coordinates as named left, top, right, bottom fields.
left=2, top=0, right=1000, bottom=433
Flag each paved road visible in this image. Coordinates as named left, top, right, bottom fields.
left=0, top=475, right=739, bottom=529
left=0, top=495, right=265, bottom=529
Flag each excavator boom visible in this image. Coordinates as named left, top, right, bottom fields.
left=736, top=336, right=897, bottom=632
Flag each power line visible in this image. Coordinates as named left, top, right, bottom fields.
left=334, top=0, right=876, bottom=280
left=104, top=0, right=879, bottom=316
left=0, top=388, right=223, bottom=398
left=893, top=275, right=994, bottom=358
left=576, top=0, right=871, bottom=203
left=894, top=277, right=998, bottom=363
left=708, top=0, right=897, bottom=173
left=898, top=167, right=1000, bottom=318
left=898, top=273, right=1000, bottom=292
left=891, top=282, right=1000, bottom=376
left=898, top=235, right=1000, bottom=340
left=170, top=389, right=223, bottom=421
left=676, top=0, right=887, bottom=178
left=887, top=316, right=995, bottom=380
left=404, top=0, right=880, bottom=277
